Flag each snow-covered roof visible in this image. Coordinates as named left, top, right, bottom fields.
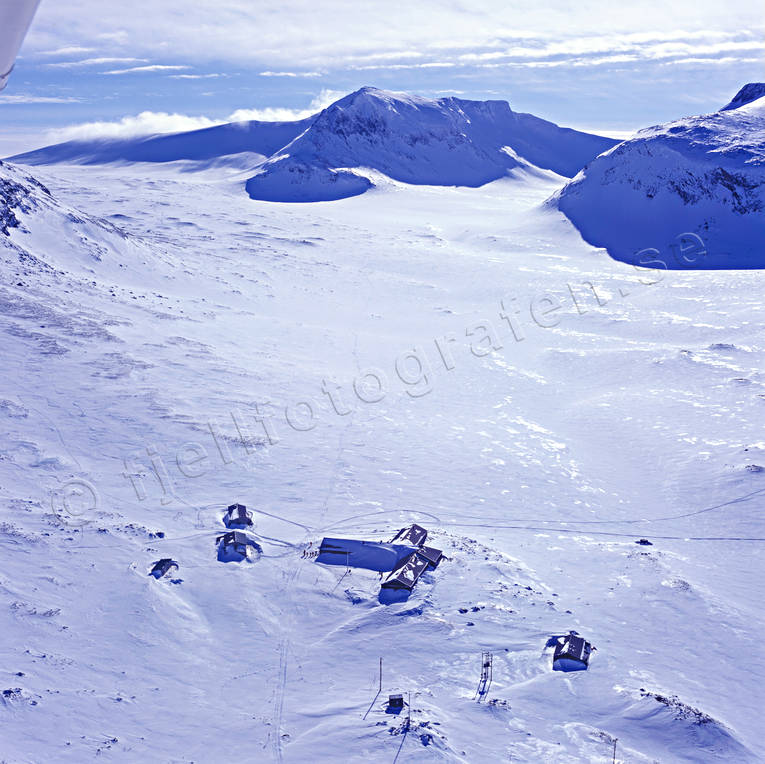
left=554, top=634, right=592, bottom=663
left=416, top=546, right=443, bottom=567
left=390, top=523, right=428, bottom=547
left=317, top=537, right=413, bottom=572
left=217, top=531, right=257, bottom=546
left=381, top=552, right=430, bottom=591
left=150, top=558, right=178, bottom=574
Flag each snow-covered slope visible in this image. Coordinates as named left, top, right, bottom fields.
left=552, top=85, right=765, bottom=269
left=2, top=155, right=765, bottom=762
left=8, top=117, right=314, bottom=170
left=244, top=87, right=617, bottom=201
left=1, top=159, right=155, bottom=278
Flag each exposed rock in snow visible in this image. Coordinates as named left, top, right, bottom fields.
left=0, top=159, right=50, bottom=235
left=551, top=87, right=765, bottom=268
left=244, top=87, right=617, bottom=201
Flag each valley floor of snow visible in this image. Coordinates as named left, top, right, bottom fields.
left=2, top=163, right=765, bottom=763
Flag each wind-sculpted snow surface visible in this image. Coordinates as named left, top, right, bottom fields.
left=3, top=151, right=765, bottom=762
left=244, top=87, right=617, bottom=201
left=553, top=88, right=765, bottom=269
left=1, top=159, right=154, bottom=278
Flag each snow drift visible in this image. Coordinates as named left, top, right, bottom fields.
left=552, top=84, right=765, bottom=269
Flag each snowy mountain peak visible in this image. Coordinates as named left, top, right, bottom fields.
left=244, top=88, right=617, bottom=201
left=721, top=83, right=765, bottom=111
left=328, top=85, right=423, bottom=107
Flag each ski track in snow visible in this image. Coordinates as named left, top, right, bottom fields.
left=1, top=159, right=764, bottom=762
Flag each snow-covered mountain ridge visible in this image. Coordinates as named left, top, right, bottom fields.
left=10, top=87, right=617, bottom=202
left=243, top=87, right=617, bottom=201
left=552, top=85, right=765, bottom=268
left=9, top=117, right=314, bottom=169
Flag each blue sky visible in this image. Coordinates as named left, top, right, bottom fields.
left=0, top=0, right=763, bottom=156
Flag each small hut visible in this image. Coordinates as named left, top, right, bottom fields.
left=216, top=530, right=261, bottom=561
left=149, top=558, right=178, bottom=579
left=223, top=503, right=253, bottom=529
left=552, top=633, right=593, bottom=672
left=388, top=694, right=404, bottom=709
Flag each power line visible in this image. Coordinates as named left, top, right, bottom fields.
left=443, top=522, right=765, bottom=542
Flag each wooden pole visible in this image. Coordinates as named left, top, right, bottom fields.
left=612, top=738, right=617, bottom=763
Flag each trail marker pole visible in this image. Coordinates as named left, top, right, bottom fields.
left=362, top=657, right=384, bottom=720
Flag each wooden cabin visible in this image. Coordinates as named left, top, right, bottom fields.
left=552, top=633, right=593, bottom=672
left=223, top=503, right=253, bottom=529
left=149, top=558, right=178, bottom=579
left=216, top=530, right=261, bottom=560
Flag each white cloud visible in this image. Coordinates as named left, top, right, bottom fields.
left=0, top=94, right=81, bottom=104
left=44, top=89, right=344, bottom=142
left=48, top=111, right=219, bottom=141
left=259, top=71, right=322, bottom=78
left=662, top=56, right=762, bottom=66
left=102, top=64, right=190, bottom=75
left=37, top=46, right=94, bottom=57
left=169, top=73, right=224, bottom=79
left=47, top=57, right=148, bottom=68
left=22, top=1, right=763, bottom=72
left=228, top=89, right=343, bottom=121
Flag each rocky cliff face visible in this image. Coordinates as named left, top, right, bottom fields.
left=721, top=83, right=765, bottom=111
